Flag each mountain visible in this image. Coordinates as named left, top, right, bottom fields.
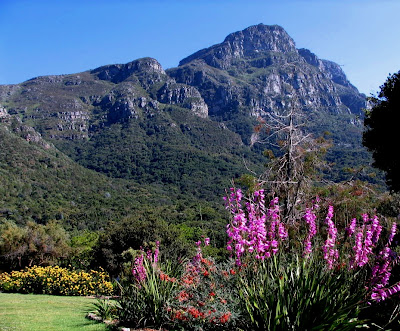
left=0, top=24, right=377, bottom=229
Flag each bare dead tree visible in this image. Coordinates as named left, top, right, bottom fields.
left=254, top=98, right=331, bottom=223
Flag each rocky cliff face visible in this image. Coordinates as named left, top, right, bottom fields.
left=157, top=81, right=208, bottom=118
left=180, top=24, right=297, bottom=69
left=0, top=104, right=52, bottom=149
left=0, top=57, right=210, bottom=140
left=0, top=24, right=366, bottom=145
left=166, top=24, right=366, bottom=149
left=170, top=24, right=365, bottom=121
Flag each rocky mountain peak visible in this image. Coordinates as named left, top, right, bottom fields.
left=298, top=48, right=353, bottom=88
left=223, top=24, right=297, bottom=54
left=127, top=57, right=166, bottom=75
left=179, top=24, right=297, bottom=69
left=320, top=59, right=352, bottom=88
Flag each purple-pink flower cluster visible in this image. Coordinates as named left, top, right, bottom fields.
left=132, top=253, right=146, bottom=285
left=346, top=218, right=357, bottom=237
left=343, top=216, right=399, bottom=303
left=132, top=241, right=160, bottom=285
left=369, top=222, right=398, bottom=302
left=348, top=214, right=383, bottom=269
left=322, top=206, right=339, bottom=269
left=388, top=222, right=397, bottom=245
left=303, top=200, right=319, bottom=256
left=224, top=186, right=400, bottom=303
left=224, top=187, right=288, bottom=265
left=193, top=237, right=210, bottom=264
left=371, top=282, right=400, bottom=302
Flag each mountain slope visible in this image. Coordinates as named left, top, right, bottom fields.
left=0, top=57, right=263, bottom=201
left=0, top=112, right=155, bottom=229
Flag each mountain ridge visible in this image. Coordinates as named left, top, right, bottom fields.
left=0, top=24, right=377, bottom=215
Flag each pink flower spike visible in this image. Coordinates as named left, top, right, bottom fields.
left=323, top=205, right=338, bottom=269
left=388, top=222, right=397, bottom=244
left=346, top=218, right=357, bottom=237
left=153, top=241, right=160, bottom=264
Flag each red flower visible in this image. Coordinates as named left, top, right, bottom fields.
left=159, top=272, right=176, bottom=282
left=173, top=311, right=188, bottom=321
left=220, top=312, right=232, bottom=323
left=182, top=275, right=194, bottom=285
left=201, top=257, right=213, bottom=266
left=188, top=307, right=200, bottom=318
left=160, top=272, right=170, bottom=281
left=177, top=290, right=190, bottom=302
left=229, top=269, right=236, bottom=275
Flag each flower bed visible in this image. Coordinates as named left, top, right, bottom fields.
left=112, top=187, right=400, bottom=330
left=0, top=265, right=113, bottom=296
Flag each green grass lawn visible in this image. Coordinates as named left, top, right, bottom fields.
left=0, top=293, right=108, bottom=331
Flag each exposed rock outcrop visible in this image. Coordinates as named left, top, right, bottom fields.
left=157, top=81, right=208, bottom=118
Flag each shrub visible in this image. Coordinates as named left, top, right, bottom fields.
left=0, top=265, right=113, bottom=296
left=91, top=298, right=118, bottom=321
left=236, top=254, right=367, bottom=330
left=167, top=240, right=241, bottom=330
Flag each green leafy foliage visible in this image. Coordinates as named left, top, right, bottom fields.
left=91, top=299, right=118, bottom=322
left=116, top=257, right=177, bottom=329
left=92, top=214, right=193, bottom=277
left=55, top=107, right=262, bottom=201
left=363, top=70, right=400, bottom=191
left=237, top=255, right=367, bottom=330
left=0, top=121, right=233, bottom=273
left=68, top=231, right=100, bottom=269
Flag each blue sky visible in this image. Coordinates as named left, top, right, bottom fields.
left=1, top=0, right=399, bottom=95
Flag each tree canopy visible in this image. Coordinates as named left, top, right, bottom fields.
left=363, top=70, right=400, bottom=191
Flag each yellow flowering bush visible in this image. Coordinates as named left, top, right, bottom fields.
left=0, top=265, right=114, bottom=296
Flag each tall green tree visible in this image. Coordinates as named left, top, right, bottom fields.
left=363, top=70, right=400, bottom=191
